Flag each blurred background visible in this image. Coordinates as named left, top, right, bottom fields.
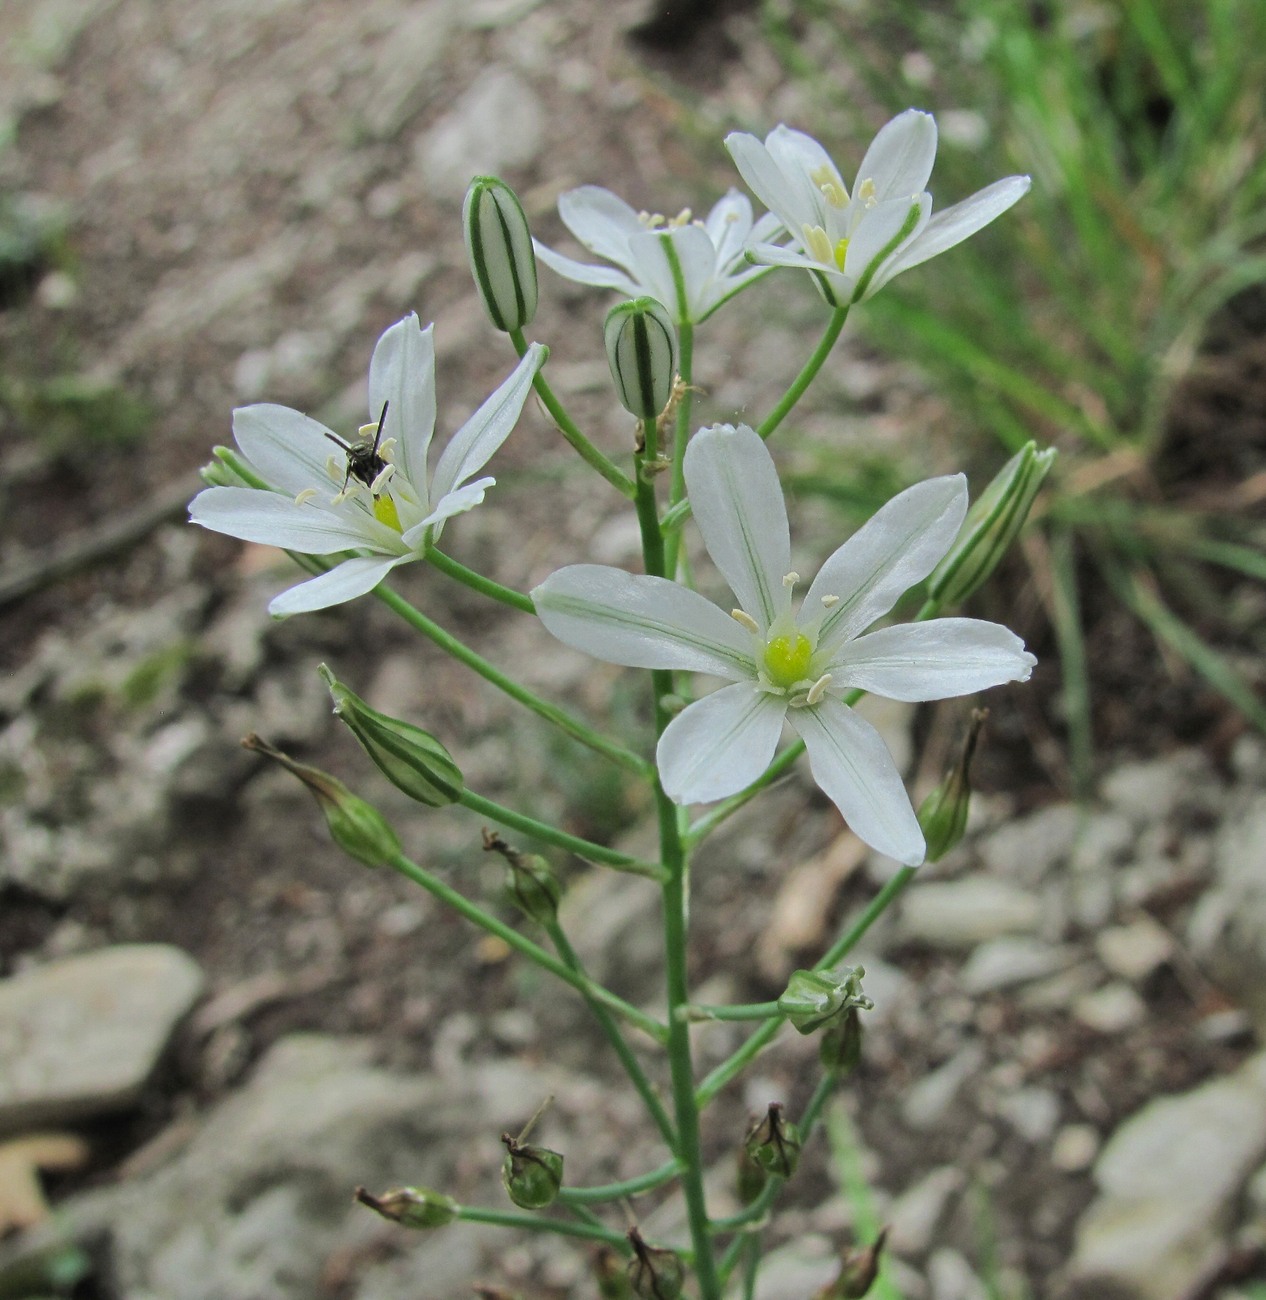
left=1, top=0, right=1264, bottom=1296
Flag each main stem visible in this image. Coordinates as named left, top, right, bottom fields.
left=634, top=420, right=722, bottom=1299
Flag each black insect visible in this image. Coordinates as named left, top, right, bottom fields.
left=326, top=401, right=390, bottom=494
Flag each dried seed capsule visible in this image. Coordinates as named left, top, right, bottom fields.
left=501, top=1134, right=564, bottom=1210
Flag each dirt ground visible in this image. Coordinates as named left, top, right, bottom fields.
left=2, top=2, right=1265, bottom=1298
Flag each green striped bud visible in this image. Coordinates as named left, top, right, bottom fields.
left=463, top=176, right=538, bottom=332
left=928, top=441, right=1056, bottom=605
left=917, top=708, right=987, bottom=863
left=242, top=734, right=401, bottom=868
left=778, top=965, right=873, bottom=1035
left=604, top=297, right=677, bottom=420
left=320, top=665, right=464, bottom=807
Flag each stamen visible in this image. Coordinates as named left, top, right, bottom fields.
left=377, top=436, right=398, bottom=462
left=810, top=164, right=849, bottom=208
left=326, top=454, right=344, bottom=482
left=782, top=570, right=800, bottom=589
left=755, top=673, right=783, bottom=696
left=357, top=421, right=378, bottom=440
left=369, top=463, right=396, bottom=496
left=858, top=177, right=878, bottom=208
left=294, top=488, right=318, bottom=506
left=821, top=594, right=840, bottom=608
left=805, top=673, right=832, bottom=706
left=802, top=223, right=835, bottom=266
left=667, top=208, right=692, bottom=228
left=731, top=609, right=760, bottom=634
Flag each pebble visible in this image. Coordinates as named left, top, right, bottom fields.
left=897, top=879, right=1042, bottom=950
left=993, top=1086, right=1061, bottom=1144
left=1073, top=982, right=1148, bottom=1034
left=0, top=945, right=204, bottom=1133
left=887, top=1166, right=965, bottom=1255
left=979, top=803, right=1081, bottom=880
left=902, top=1043, right=986, bottom=1130
left=927, top=1247, right=988, bottom=1300
left=1051, top=1123, right=1100, bottom=1172
left=960, top=936, right=1074, bottom=995
left=1094, top=917, right=1173, bottom=982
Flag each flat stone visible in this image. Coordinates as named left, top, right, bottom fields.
left=1067, top=1051, right=1266, bottom=1299
left=0, top=945, right=204, bottom=1133
left=994, top=1086, right=1061, bottom=1144
left=888, top=1166, right=965, bottom=1255
left=902, top=1044, right=986, bottom=1130
left=1074, top=983, right=1148, bottom=1034
left=961, top=937, right=1074, bottom=995
left=1095, top=917, right=1173, bottom=983
left=979, top=804, right=1081, bottom=881
left=897, top=879, right=1042, bottom=950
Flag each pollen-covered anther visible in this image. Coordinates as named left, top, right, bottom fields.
left=821, top=594, right=840, bottom=608
left=369, top=463, right=396, bottom=496
left=805, top=673, right=832, bottom=706
left=731, top=608, right=760, bottom=634
left=376, top=436, right=398, bottom=463
left=667, top=208, right=693, bottom=228
left=294, top=487, right=319, bottom=507
left=802, top=223, right=835, bottom=266
left=326, top=454, right=345, bottom=482
left=782, top=570, right=800, bottom=589
left=858, top=178, right=878, bottom=208
left=810, top=164, right=849, bottom=208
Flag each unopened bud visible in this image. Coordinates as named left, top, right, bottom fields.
left=320, top=665, right=464, bottom=807
left=928, top=442, right=1056, bottom=605
left=604, top=297, right=677, bottom=420
left=744, top=1103, right=803, bottom=1179
left=819, top=1005, right=865, bottom=1074
left=501, top=1133, right=564, bottom=1209
left=463, top=176, right=538, bottom=332
left=483, top=829, right=561, bottom=925
left=200, top=445, right=269, bottom=490
left=355, top=1184, right=459, bottom=1229
left=778, top=965, right=873, bottom=1035
left=627, top=1228, right=685, bottom=1300
left=813, top=1229, right=889, bottom=1299
left=735, top=1145, right=769, bottom=1205
left=916, top=708, right=987, bottom=862
left=243, top=734, right=400, bottom=868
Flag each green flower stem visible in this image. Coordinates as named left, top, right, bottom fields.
left=509, top=327, right=636, bottom=499
left=456, top=1205, right=629, bottom=1249
left=635, top=437, right=722, bottom=1300
left=460, top=789, right=666, bottom=881
left=696, top=869, right=916, bottom=1109
left=384, top=850, right=668, bottom=1043
left=716, top=1070, right=840, bottom=1282
left=547, top=922, right=680, bottom=1149
left=557, top=1158, right=683, bottom=1205
left=664, top=318, right=695, bottom=578
left=741, top=1234, right=762, bottom=1300
left=756, top=305, right=849, bottom=440
left=679, top=1000, right=780, bottom=1022
left=372, top=583, right=653, bottom=780
left=426, top=547, right=535, bottom=614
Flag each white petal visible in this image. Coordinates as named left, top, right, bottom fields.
left=657, top=224, right=721, bottom=320
left=622, top=228, right=692, bottom=318
left=704, top=189, right=754, bottom=267
left=854, top=109, right=938, bottom=201
left=878, top=175, right=1032, bottom=284
left=807, top=475, right=968, bottom=655
left=748, top=211, right=786, bottom=246
left=418, top=477, right=494, bottom=538
left=657, top=683, right=787, bottom=804
left=844, top=194, right=930, bottom=284
left=725, top=130, right=811, bottom=236
left=557, top=185, right=645, bottom=262
left=763, top=125, right=845, bottom=216
left=532, top=564, right=756, bottom=678
left=429, top=344, right=545, bottom=505
left=368, top=314, right=436, bottom=493
left=268, top=554, right=407, bottom=617
left=232, top=404, right=337, bottom=497
left=789, top=697, right=925, bottom=866
left=827, top=618, right=1037, bottom=700
left=745, top=240, right=828, bottom=271
left=190, top=486, right=386, bottom=554
left=684, top=424, right=791, bottom=633
left=533, top=242, right=642, bottom=297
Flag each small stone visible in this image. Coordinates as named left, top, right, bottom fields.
left=1095, top=917, right=1173, bottom=982
left=979, top=804, right=1081, bottom=881
left=927, top=1246, right=988, bottom=1300
left=960, top=937, right=1074, bottom=994
left=1074, top=982, right=1148, bottom=1034
left=902, top=1044, right=986, bottom=1130
left=0, top=945, right=204, bottom=1133
left=1051, top=1123, right=1100, bottom=1172
left=897, top=879, right=1042, bottom=950
left=1101, top=754, right=1205, bottom=823
left=994, top=1086, right=1060, bottom=1143
left=1070, top=811, right=1135, bottom=873
left=888, top=1166, right=965, bottom=1255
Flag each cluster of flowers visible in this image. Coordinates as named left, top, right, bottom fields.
left=191, top=110, right=1038, bottom=866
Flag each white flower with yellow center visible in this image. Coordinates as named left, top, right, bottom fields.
left=532, top=424, right=1036, bottom=865
left=533, top=186, right=781, bottom=324
left=190, top=313, right=545, bottom=616
left=725, top=110, right=1031, bottom=306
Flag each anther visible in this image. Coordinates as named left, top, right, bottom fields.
left=326, top=454, right=344, bottom=482
left=369, top=463, right=396, bottom=496
left=294, top=488, right=318, bottom=506
left=805, top=673, right=833, bottom=706
left=858, top=178, right=878, bottom=208
left=821, top=594, right=840, bottom=608
left=782, top=571, right=800, bottom=589
left=731, top=609, right=760, bottom=634
left=802, top=223, right=834, bottom=266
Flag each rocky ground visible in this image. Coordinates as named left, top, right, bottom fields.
left=2, top=2, right=1265, bottom=1299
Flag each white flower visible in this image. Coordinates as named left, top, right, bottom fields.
left=533, top=186, right=781, bottom=324
left=532, top=424, right=1036, bottom=865
left=725, top=109, right=1031, bottom=306
left=190, top=313, right=545, bottom=616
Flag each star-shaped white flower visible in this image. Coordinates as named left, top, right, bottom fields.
left=725, top=110, right=1031, bottom=306
left=190, top=313, right=545, bottom=616
left=533, top=186, right=781, bottom=324
left=532, top=424, right=1036, bottom=865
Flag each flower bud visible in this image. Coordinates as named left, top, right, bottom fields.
left=928, top=442, right=1056, bottom=606
left=501, top=1133, right=564, bottom=1210
left=242, top=734, right=400, bottom=868
left=813, top=1229, right=889, bottom=1299
left=320, top=665, right=464, bottom=807
left=627, top=1229, right=685, bottom=1300
left=819, top=1005, right=864, bottom=1074
left=744, top=1103, right=803, bottom=1179
left=483, top=829, right=562, bottom=925
left=463, top=176, right=538, bottom=332
left=735, top=1144, right=769, bottom=1205
left=355, top=1184, right=460, bottom=1229
left=916, top=708, right=987, bottom=863
left=778, top=965, right=873, bottom=1035
left=604, top=297, right=677, bottom=420
left=200, top=445, right=268, bottom=489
